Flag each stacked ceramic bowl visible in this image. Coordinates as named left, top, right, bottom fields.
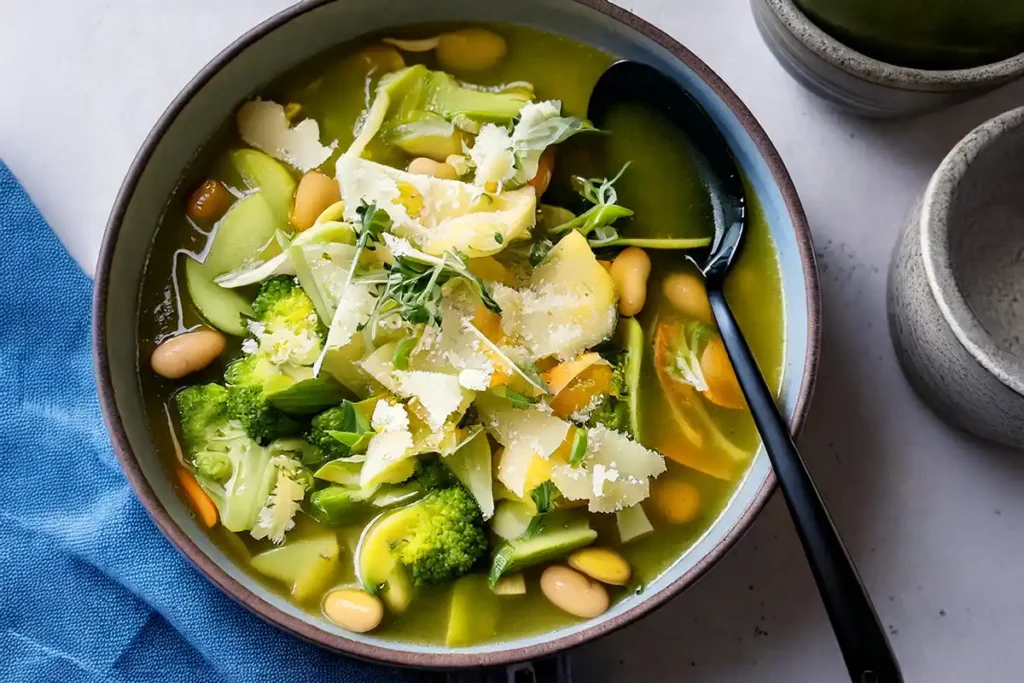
left=752, top=1, right=1024, bottom=444
left=752, top=0, right=1024, bottom=117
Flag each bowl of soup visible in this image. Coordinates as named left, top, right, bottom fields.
left=93, top=0, right=820, bottom=668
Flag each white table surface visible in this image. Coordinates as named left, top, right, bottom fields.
left=4, top=1, right=1023, bottom=681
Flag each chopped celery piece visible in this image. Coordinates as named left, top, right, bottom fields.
left=230, top=149, right=297, bottom=226
left=382, top=111, right=463, bottom=161
left=491, top=573, right=527, bottom=596
left=249, top=521, right=340, bottom=601
left=314, top=458, right=363, bottom=486
left=184, top=257, right=253, bottom=336
left=489, top=513, right=596, bottom=585
left=370, top=482, right=423, bottom=508
left=442, top=429, right=494, bottom=520
left=490, top=500, right=534, bottom=540
left=387, top=65, right=529, bottom=134
left=310, top=486, right=365, bottom=524
left=265, top=375, right=350, bottom=414
left=446, top=575, right=499, bottom=647
left=616, top=503, right=654, bottom=543
left=215, top=219, right=354, bottom=289
left=382, top=565, right=414, bottom=614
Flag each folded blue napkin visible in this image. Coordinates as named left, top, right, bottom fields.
left=0, top=161, right=413, bottom=683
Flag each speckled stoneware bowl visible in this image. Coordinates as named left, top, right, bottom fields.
left=889, top=106, right=1024, bottom=447
left=92, top=0, right=821, bottom=670
left=751, top=0, right=1024, bottom=118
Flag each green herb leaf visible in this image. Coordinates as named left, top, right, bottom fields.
left=493, top=232, right=504, bottom=245
left=569, top=427, right=588, bottom=467
left=529, top=238, right=553, bottom=266
left=519, top=481, right=556, bottom=539
left=356, top=200, right=393, bottom=241
left=327, top=430, right=373, bottom=449
left=492, top=386, right=538, bottom=409
left=391, top=335, right=419, bottom=371
left=550, top=162, right=633, bottom=238
left=530, top=481, right=555, bottom=514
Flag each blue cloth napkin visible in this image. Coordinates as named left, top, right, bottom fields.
left=0, top=161, right=413, bottom=683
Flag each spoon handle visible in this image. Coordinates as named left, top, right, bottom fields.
left=707, top=288, right=902, bottom=683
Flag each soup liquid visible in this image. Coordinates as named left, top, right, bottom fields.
left=137, top=24, right=784, bottom=646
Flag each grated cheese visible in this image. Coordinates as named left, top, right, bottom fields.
left=237, top=98, right=337, bottom=172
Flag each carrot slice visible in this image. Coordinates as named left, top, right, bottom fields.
left=176, top=467, right=218, bottom=528
left=542, top=352, right=603, bottom=396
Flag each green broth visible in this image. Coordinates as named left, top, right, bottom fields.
left=137, top=24, right=784, bottom=646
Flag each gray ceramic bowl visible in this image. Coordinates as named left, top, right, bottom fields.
left=889, top=106, right=1024, bottom=447
left=751, top=0, right=1024, bottom=118
left=92, top=0, right=821, bottom=669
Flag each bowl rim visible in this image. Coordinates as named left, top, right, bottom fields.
left=763, top=0, right=1024, bottom=91
left=92, top=0, right=821, bottom=669
left=920, top=105, right=1024, bottom=398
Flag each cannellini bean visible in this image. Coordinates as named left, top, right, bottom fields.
left=407, top=157, right=458, bottom=179
left=323, top=589, right=384, bottom=633
left=568, top=548, right=631, bottom=586
left=610, top=247, right=651, bottom=317
left=436, top=28, right=508, bottom=72
left=540, top=565, right=609, bottom=618
left=291, top=171, right=341, bottom=231
left=150, top=329, right=226, bottom=379
left=186, top=180, right=232, bottom=221
left=662, top=272, right=712, bottom=323
left=358, top=45, right=406, bottom=73
left=651, top=478, right=701, bottom=524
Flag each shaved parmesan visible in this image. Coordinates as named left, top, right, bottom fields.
left=493, top=231, right=617, bottom=360
left=550, top=425, right=666, bottom=513
left=238, top=99, right=337, bottom=172
left=314, top=281, right=376, bottom=376
left=467, top=124, right=516, bottom=188
left=336, top=155, right=535, bottom=257
left=360, top=401, right=415, bottom=488
left=394, top=371, right=466, bottom=431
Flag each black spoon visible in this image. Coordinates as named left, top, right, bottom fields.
left=588, top=60, right=902, bottom=683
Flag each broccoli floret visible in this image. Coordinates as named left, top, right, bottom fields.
left=194, top=451, right=232, bottom=482
left=251, top=275, right=323, bottom=338
left=395, top=486, right=488, bottom=586
left=413, top=458, right=457, bottom=491
left=305, top=401, right=370, bottom=463
left=222, top=278, right=328, bottom=444
left=175, top=384, right=231, bottom=453
left=225, top=384, right=302, bottom=445
left=174, top=383, right=281, bottom=533
left=588, top=397, right=629, bottom=432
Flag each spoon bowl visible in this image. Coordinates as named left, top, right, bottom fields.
left=589, top=60, right=903, bottom=683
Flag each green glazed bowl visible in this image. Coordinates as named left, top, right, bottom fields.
left=753, top=0, right=1024, bottom=118
left=796, top=0, right=1024, bottom=70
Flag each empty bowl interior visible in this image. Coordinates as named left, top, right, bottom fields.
left=948, top=126, right=1024, bottom=359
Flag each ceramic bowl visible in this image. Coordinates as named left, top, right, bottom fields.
left=751, top=0, right=1024, bottom=118
left=889, top=106, right=1024, bottom=447
left=92, top=0, right=821, bottom=669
